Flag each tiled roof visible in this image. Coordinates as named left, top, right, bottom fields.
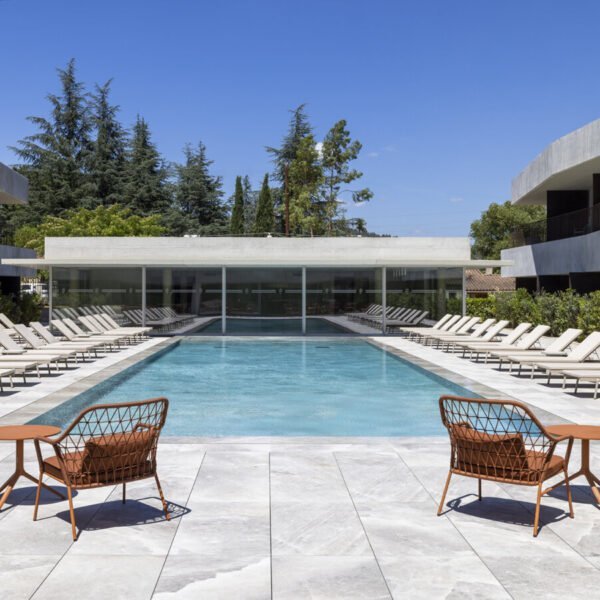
left=465, top=269, right=516, bottom=293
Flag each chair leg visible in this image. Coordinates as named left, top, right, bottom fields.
left=437, top=471, right=452, bottom=515
left=66, top=486, right=77, bottom=541
left=154, top=473, right=170, bottom=521
left=478, top=479, right=482, bottom=501
left=33, top=472, right=43, bottom=521
left=533, top=481, right=543, bottom=537
left=563, top=467, right=575, bottom=519
left=122, top=482, right=126, bottom=504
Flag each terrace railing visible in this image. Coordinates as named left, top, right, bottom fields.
left=510, top=204, right=600, bottom=248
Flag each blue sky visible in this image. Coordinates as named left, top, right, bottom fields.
left=1, top=0, right=599, bottom=236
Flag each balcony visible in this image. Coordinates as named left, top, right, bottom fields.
left=510, top=204, right=600, bottom=248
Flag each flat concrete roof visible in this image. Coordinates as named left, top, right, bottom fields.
left=2, top=236, right=511, bottom=269
left=512, top=119, right=600, bottom=205
left=0, top=162, right=28, bottom=205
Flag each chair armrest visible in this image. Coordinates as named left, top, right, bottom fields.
left=33, top=435, right=61, bottom=468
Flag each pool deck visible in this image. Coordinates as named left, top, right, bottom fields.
left=2, top=332, right=600, bottom=598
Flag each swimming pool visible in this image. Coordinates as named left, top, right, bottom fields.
left=32, top=338, right=478, bottom=436
left=196, top=317, right=350, bottom=335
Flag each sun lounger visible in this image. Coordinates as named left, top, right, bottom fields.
left=515, top=332, right=600, bottom=382
left=429, top=319, right=497, bottom=350
left=418, top=317, right=482, bottom=345
left=459, top=323, right=532, bottom=359
left=449, top=320, right=510, bottom=354
left=30, top=322, right=103, bottom=358
left=51, top=320, right=118, bottom=351
left=493, top=328, right=582, bottom=372
left=475, top=325, right=551, bottom=363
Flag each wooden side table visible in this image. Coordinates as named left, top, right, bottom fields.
left=0, top=425, right=64, bottom=511
left=547, top=424, right=600, bottom=503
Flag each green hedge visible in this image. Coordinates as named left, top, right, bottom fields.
left=467, top=289, right=600, bottom=337
left=0, top=292, right=44, bottom=325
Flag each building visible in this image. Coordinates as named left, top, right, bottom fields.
left=0, top=162, right=36, bottom=293
left=4, top=236, right=507, bottom=333
left=465, top=268, right=515, bottom=298
left=502, top=119, right=600, bottom=292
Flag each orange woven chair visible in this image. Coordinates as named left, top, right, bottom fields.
left=33, top=397, right=169, bottom=540
left=438, top=395, right=574, bottom=536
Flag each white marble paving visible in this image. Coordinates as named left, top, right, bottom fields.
left=1, top=332, right=600, bottom=597
left=0, top=438, right=598, bottom=599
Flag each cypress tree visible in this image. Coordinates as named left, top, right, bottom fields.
left=123, top=116, right=170, bottom=215
left=230, top=176, right=244, bottom=234
left=253, top=174, right=274, bottom=234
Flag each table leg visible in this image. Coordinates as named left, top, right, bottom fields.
left=0, top=440, right=65, bottom=511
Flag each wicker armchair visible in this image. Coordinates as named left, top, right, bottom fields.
left=438, top=395, right=574, bottom=536
left=33, top=397, right=169, bottom=540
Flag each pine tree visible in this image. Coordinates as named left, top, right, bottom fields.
left=253, top=174, right=274, bottom=234
left=87, top=80, right=126, bottom=206
left=11, top=58, right=92, bottom=220
left=321, top=119, right=372, bottom=233
left=175, top=142, right=226, bottom=227
left=123, top=116, right=171, bottom=215
left=266, top=104, right=313, bottom=184
left=230, top=176, right=245, bottom=234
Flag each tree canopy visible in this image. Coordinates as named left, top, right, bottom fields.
left=15, top=204, right=166, bottom=256
left=3, top=60, right=376, bottom=242
left=470, top=201, right=546, bottom=260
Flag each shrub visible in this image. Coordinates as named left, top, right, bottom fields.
left=466, top=296, right=496, bottom=320
left=495, top=289, right=539, bottom=327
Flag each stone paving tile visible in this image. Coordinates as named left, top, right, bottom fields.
left=153, top=555, right=271, bottom=600
left=31, top=554, right=166, bottom=600
left=271, top=501, right=371, bottom=557
left=271, top=556, right=391, bottom=600
left=0, top=556, right=61, bottom=600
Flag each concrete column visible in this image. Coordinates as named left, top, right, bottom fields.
left=48, top=266, right=53, bottom=325
left=221, top=267, right=226, bottom=335
left=141, top=267, right=146, bottom=327
left=462, top=268, right=466, bottom=316
left=381, top=267, right=387, bottom=335
left=302, top=267, right=307, bottom=335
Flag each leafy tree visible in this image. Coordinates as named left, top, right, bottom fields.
left=122, top=116, right=170, bottom=215
left=11, top=58, right=92, bottom=220
left=254, top=174, right=274, bottom=234
left=470, top=201, right=546, bottom=260
left=321, top=119, right=372, bottom=233
left=175, top=142, right=227, bottom=227
left=14, top=204, right=165, bottom=256
left=287, top=135, right=323, bottom=235
left=87, top=80, right=127, bottom=206
left=230, top=176, right=245, bottom=234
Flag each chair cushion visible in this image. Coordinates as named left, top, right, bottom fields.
left=44, top=428, right=156, bottom=486
left=450, top=423, right=564, bottom=482
left=451, top=423, right=528, bottom=472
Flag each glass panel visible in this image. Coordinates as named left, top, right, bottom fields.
left=305, top=267, right=382, bottom=333
left=226, top=268, right=302, bottom=334
left=386, top=267, right=463, bottom=328
left=146, top=268, right=222, bottom=319
left=53, top=267, right=142, bottom=322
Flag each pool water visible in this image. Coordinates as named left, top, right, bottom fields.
left=32, top=339, right=478, bottom=436
left=196, top=317, right=350, bottom=335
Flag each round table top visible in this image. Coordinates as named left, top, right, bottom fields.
left=0, top=425, right=60, bottom=441
left=548, top=424, right=600, bottom=441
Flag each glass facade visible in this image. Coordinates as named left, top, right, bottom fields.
left=146, top=268, right=222, bottom=316
left=53, top=267, right=142, bottom=316
left=226, top=268, right=302, bottom=333
left=50, top=266, right=464, bottom=333
left=386, top=267, right=463, bottom=322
